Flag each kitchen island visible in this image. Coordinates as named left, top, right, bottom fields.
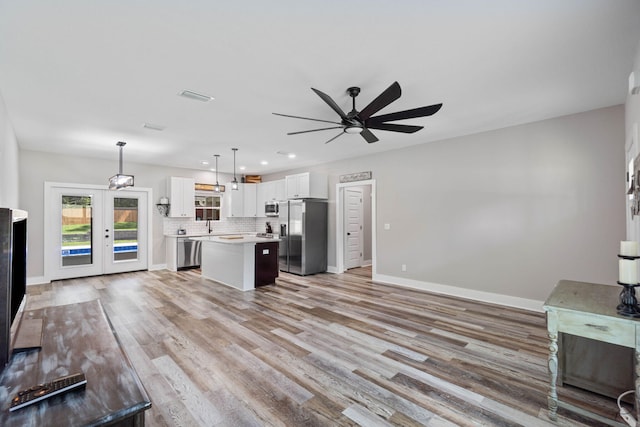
left=191, top=234, right=280, bottom=291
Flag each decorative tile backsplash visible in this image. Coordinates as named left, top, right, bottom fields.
left=163, top=217, right=280, bottom=235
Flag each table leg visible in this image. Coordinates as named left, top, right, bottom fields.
left=547, top=311, right=559, bottom=421
left=548, top=330, right=559, bottom=420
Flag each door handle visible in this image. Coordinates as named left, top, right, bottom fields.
left=347, top=232, right=351, bottom=236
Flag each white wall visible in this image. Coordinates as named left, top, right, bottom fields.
left=271, top=105, right=625, bottom=304
left=0, top=89, right=19, bottom=208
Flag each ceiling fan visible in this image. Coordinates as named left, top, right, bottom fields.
left=273, top=81, right=442, bottom=144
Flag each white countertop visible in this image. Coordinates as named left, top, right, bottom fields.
left=164, top=232, right=231, bottom=238
left=191, top=235, right=280, bottom=244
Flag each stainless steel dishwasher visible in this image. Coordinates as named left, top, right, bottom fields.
left=177, top=237, right=201, bottom=269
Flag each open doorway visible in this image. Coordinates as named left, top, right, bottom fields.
left=336, top=179, right=376, bottom=277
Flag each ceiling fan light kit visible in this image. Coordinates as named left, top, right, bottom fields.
left=273, top=81, right=442, bottom=144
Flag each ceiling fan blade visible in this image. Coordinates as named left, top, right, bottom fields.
left=311, top=88, right=349, bottom=120
left=287, top=126, right=344, bottom=135
left=367, top=103, right=443, bottom=124
left=325, top=132, right=345, bottom=144
left=273, top=112, right=342, bottom=125
left=357, top=81, right=402, bottom=121
left=360, top=128, right=379, bottom=143
left=365, top=123, right=424, bottom=133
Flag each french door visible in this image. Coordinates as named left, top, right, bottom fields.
left=45, top=183, right=149, bottom=281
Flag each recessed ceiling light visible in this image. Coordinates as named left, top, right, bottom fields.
left=209, top=168, right=216, bottom=172
left=260, top=160, right=268, bottom=165
left=142, top=123, right=165, bottom=131
left=288, top=153, right=296, bottom=159
left=239, top=166, right=246, bottom=171
left=201, top=161, right=210, bottom=166
left=178, top=89, right=214, bottom=102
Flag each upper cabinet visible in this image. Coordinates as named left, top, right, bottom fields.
left=285, top=172, right=328, bottom=199
left=243, top=184, right=257, bottom=217
left=257, top=180, right=285, bottom=217
left=168, top=177, right=195, bottom=217
left=224, top=183, right=257, bottom=218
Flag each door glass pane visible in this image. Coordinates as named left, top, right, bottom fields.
left=113, top=197, right=139, bottom=262
left=61, top=195, right=93, bottom=267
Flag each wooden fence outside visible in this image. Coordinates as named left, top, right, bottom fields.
left=62, top=208, right=138, bottom=225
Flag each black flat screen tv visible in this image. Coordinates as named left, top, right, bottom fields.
left=0, top=207, right=28, bottom=372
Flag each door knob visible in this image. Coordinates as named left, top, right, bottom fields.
left=347, top=232, right=351, bottom=236
left=105, top=235, right=109, bottom=238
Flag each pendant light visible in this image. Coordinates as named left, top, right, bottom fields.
left=108, top=141, right=134, bottom=190
left=213, top=154, right=221, bottom=192
left=231, top=148, right=239, bottom=190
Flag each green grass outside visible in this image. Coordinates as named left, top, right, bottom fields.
left=62, top=222, right=138, bottom=247
left=62, top=222, right=137, bottom=234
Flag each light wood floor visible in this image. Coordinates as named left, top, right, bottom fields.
left=26, top=267, right=626, bottom=426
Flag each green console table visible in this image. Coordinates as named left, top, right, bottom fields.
left=544, top=280, right=639, bottom=424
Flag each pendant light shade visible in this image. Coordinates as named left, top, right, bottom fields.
left=231, top=148, right=239, bottom=190
left=108, top=141, right=134, bottom=190
left=213, top=154, right=221, bottom=192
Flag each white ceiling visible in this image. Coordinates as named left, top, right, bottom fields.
left=1, top=1, right=639, bottom=175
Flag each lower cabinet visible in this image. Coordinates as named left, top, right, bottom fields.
left=255, top=242, right=279, bottom=287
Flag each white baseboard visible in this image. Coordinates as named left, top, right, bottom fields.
left=27, top=276, right=49, bottom=286
left=326, top=265, right=339, bottom=274
left=363, top=260, right=372, bottom=267
left=150, top=264, right=167, bottom=271
left=373, top=273, right=544, bottom=313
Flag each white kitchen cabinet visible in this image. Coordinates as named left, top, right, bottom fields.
left=168, top=177, right=195, bottom=217
left=257, top=179, right=286, bottom=216
left=285, top=172, right=327, bottom=199
left=273, top=179, right=285, bottom=201
left=243, top=183, right=257, bottom=217
left=224, top=183, right=257, bottom=217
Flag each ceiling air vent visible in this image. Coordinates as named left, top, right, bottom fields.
left=142, top=123, right=165, bottom=131
left=178, top=90, right=213, bottom=102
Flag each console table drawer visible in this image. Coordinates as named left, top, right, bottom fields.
left=556, top=311, right=635, bottom=347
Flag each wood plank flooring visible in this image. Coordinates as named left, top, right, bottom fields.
left=25, top=267, right=626, bottom=426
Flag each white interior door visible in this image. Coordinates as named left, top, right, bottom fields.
left=45, top=184, right=148, bottom=281
left=344, top=188, right=364, bottom=269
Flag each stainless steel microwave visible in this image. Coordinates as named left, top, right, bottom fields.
left=265, top=201, right=279, bottom=217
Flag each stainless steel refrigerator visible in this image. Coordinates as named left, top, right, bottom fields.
left=278, top=199, right=327, bottom=275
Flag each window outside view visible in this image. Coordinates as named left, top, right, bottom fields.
left=60, top=196, right=138, bottom=266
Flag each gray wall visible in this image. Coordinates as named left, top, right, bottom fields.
left=626, top=41, right=640, bottom=241
left=18, top=105, right=625, bottom=304
left=0, top=90, right=19, bottom=208
left=271, top=105, right=625, bottom=302
left=19, top=150, right=232, bottom=278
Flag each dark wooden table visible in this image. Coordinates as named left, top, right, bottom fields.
left=0, top=299, right=151, bottom=426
